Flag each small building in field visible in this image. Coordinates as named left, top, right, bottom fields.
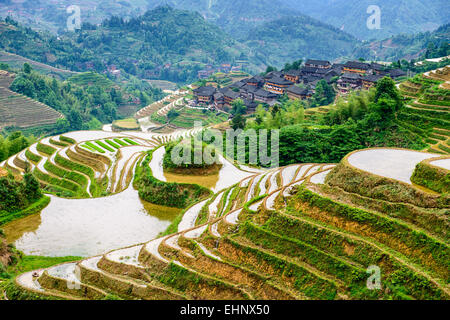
left=305, top=59, right=332, bottom=69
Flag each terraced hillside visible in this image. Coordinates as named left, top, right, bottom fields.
left=396, top=66, right=450, bottom=155
left=0, top=128, right=202, bottom=199
left=3, top=141, right=448, bottom=299
left=0, top=71, right=63, bottom=130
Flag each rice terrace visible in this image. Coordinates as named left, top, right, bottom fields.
left=0, top=1, right=449, bottom=310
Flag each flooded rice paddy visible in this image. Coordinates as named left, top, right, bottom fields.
left=3, top=187, right=181, bottom=257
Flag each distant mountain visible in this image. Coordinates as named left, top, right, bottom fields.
left=148, top=0, right=301, bottom=39
left=283, top=0, right=450, bottom=40
left=354, top=23, right=450, bottom=61
left=245, top=15, right=358, bottom=67
left=0, top=7, right=260, bottom=83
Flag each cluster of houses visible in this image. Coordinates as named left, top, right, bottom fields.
left=193, top=59, right=407, bottom=112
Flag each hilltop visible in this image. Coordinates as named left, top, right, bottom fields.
left=0, top=8, right=259, bottom=83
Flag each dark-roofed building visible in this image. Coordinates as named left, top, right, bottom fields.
left=264, top=76, right=294, bottom=94
left=220, top=87, right=240, bottom=105
left=243, top=99, right=259, bottom=113
left=370, top=62, right=385, bottom=74
left=343, top=61, right=371, bottom=74
left=239, top=84, right=258, bottom=100
left=254, top=89, right=278, bottom=104
left=193, top=86, right=217, bottom=104
left=284, top=69, right=302, bottom=83
left=305, top=60, right=332, bottom=69
left=387, top=69, right=407, bottom=79
left=362, top=74, right=384, bottom=89
left=264, top=71, right=284, bottom=79
left=247, top=75, right=265, bottom=88
left=229, top=80, right=247, bottom=90
left=286, top=85, right=312, bottom=100
left=337, top=73, right=363, bottom=94
left=301, top=66, right=323, bottom=76
left=213, top=91, right=225, bottom=109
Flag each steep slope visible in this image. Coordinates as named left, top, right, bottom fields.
left=284, top=0, right=450, bottom=40
left=0, top=71, right=64, bottom=130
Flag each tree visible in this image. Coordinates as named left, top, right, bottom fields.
left=23, top=62, right=32, bottom=74
left=167, top=108, right=180, bottom=121
left=311, top=80, right=335, bottom=107
left=374, top=77, right=402, bottom=110
left=10, top=76, right=35, bottom=98
left=231, top=113, right=246, bottom=130
left=231, top=98, right=246, bottom=116
left=68, top=110, right=83, bottom=130
left=23, top=172, right=41, bottom=201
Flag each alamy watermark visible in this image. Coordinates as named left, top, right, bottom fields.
left=367, top=5, right=381, bottom=30
left=170, top=121, right=280, bottom=168
left=366, top=265, right=382, bottom=290
left=67, top=5, right=81, bottom=31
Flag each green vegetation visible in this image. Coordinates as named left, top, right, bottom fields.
left=95, top=141, right=115, bottom=153
left=122, top=138, right=139, bottom=146
left=0, top=131, right=36, bottom=162
left=156, top=107, right=228, bottom=128
left=135, top=150, right=211, bottom=208
left=105, top=140, right=120, bottom=150
left=356, top=24, right=450, bottom=62
left=411, top=161, right=450, bottom=194
left=0, top=8, right=252, bottom=83
left=36, top=142, right=56, bottom=156
left=163, top=139, right=220, bottom=173
left=228, top=77, right=425, bottom=166
left=246, top=15, right=357, bottom=67
left=84, top=142, right=106, bottom=154
left=0, top=172, right=45, bottom=226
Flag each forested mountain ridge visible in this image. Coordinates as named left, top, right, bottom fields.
left=245, top=15, right=358, bottom=67
left=354, top=24, right=450, bottom=62
left=284, top=0, right=450, bottom=40
left=0, top=7, right=259, bottom=83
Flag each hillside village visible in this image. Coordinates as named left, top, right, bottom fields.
left=193, top=59, right=407, bottom=112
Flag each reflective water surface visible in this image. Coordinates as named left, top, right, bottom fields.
left=3, top=187, right=181, bottom=257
